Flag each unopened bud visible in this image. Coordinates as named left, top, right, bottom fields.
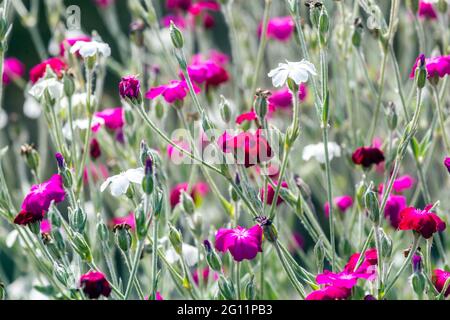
left=170, top=21, right=184, bottom=49
left=169, top=224, right=183, bottom=255
left=352, top=18, right=364, bottom=47
left=385, top=101, right=398, bottom=131
left=71, top=232, right=92, bottom=262
left=114, top=223, right=132, bottom=252
left=203, top=240, right=222, bottom=272
left=63, top=73, right=75, bottom=97
left=411, top=272, right=426, bottom=297
left=69, top=207, right=87, bottom=233
left=378, top=227, right=392, bottom=259
left=415, top=54, right=427, bottom=89
left=20, top=144, right=40, bottom=173
left=218, top=275, right=235, bottom=300
left=219, top=95, right=231, bottom=123
left=364, top=188, right=380, bottom=225
left=97, top=220, right=109, bottom=242
left=181, top=191, right=195, bottom=215
left=254, top=89, right=270, bottom=122
left=135, top=205, right=147, bottom=240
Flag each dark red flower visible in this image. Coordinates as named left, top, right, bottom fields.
left=90, top=138, right=102, bottom=160
left=29, top=58, right=67, bottom=84
left=119, top=75, right=141, bottom=100
left=13, top=209, right=45, bottom=226
left=399, top=205, right=446, bottom=239
left=352, top=146, right=385, bottom=167
left=260, top=181, right=288, bottom=206
left=80, top=271, right=111, bottom=299
left=433, top=269, right=450, bottom=297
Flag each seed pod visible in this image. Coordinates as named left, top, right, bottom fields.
left=71, top=232, right=92, bottom=262
left=218, top=275, right=235, bottom=300
left=97, top=220, right=109, bottom=242
left=53, top=229, right=66, bottom=252
left=155, top=101, right=165, bottom=119
left=135, top=205, right=147, bottom=240
left=219, top=95, right=232, bottom=123
left=169, top=224, right=183, bottom=255
left=20, top=144, right=40, bottom=174
left=170, top=21, right=184, bottom=49
left=181, top=191, right=195, bottom=216
left=364, top=188, right=380, bottom=225
left=114, top=223, right=132, bottom=252
left=69, top=207, right=87, bottom=233
left=28, top=221, right=40, bottom=235
left=254, top=89, right=270, bottom=122
left=385, top=101, right=398, bottom=131
left=203, top=240, right=222, bottom=272
left=319, top=6, right=329, bottom=35
left=411, top=272, right=426, bottom=297
left=378, top=227, right=393, bottom=259
left=63, top=73, right=75, bottom=97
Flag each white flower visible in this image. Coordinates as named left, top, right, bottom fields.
left=268, top=60, right=317, bottom=87
left=0, top=109, right=7, bottom=129
left=23, top=96, right=42, bottom=119
left=302, top=142, right=341, bottom=164
left=70, top=40, right=111, bottom=58
left=62, top=117, right=105, bottom=140
left=60, top=93, right=97, bottom=111
left=100, top=168, right=144, bottom=197
left=165, top=243, right=200, bottom=267
left=29, top=78, right=64, bottom=100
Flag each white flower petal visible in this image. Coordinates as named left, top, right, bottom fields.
left=100, top=177, right=114, bottom=193
left=110, top=175, right=130, bottom=197
left=125, top=168, right=145, bottom=184
left=271, top=69, right=289, bottom=87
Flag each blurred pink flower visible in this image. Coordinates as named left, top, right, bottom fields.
left=258, top=16, right=295, bottom=42
left=29, top=57, right=67, bottom=84
left=146, top=80, right=200, bottom=104
left=260, top=181, right=288, bottom=206
left=384, top=194, right=407, bottom=229
left=410, top=54, right=450, bottom=79
left=3, top=57, right=25, bottom=85
left=418, top=1, right=437, bottom=20
left=111, top=212, right=136, bottom=230
left=169, top=182, right=209, bottom=208
left=324, top=195, right=353, bottom=217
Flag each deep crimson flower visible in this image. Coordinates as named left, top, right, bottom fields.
left=258, top=16, right=295, bottom=42
left=146, top=80, right=200, bottom=104
left=343, top=248, right=378, bottom=276
left=13, top=209, right=45, bottom=226
left=215, top=225, right=263, bottom=262
left=202, top=13, right=215, bottom=29
left=305, top=286, right=351, bottom=300
left=410, top=54, right=450, bottom=79
left=418, top=1, right=437, bottom=19
left=260, top=181, right=288, bottom=206
left=60, top=36, right=91, bottom=56
left=119, top=75, right=141, bottom=100
left=95, top=107, right=125, bottom=131
left=444, top=157, right=450, bottom=173
left=169, top=182, right=209, bottom=208
left=90, top=138, right=102, bottom=160
left=19, top=175, right=65, bottom=216
left=29, top=57, right=67, bottom=84
left=166, top=0, right=192, bottom=11
left=399, top=205, right=446, bottom=239
left=80, top=271, right=111, bottom=299
left=433, top=269, right=450, bottom=297
left=324, top=195, right=353, bottom=217
left=3, top=57, right=25, bottom=85
left=352, top=146, right=385, bottom=167
left=235, top=111, right=257, bottom=125
left=384, top=194, right=407, bottom=229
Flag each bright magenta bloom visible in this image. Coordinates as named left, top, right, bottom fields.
left=384, top=194, right=407, bottom=229
left=343, top=248, right=378, bottom=276
left=444, top=157, right=450, bottom=173
left=186, top=51, right=230, bottom=89
left=324, top=195, right=353, bottom=217
left=305, top=286, right=351, bottom=300
left=267, top=85, right=307, bottom=111
left=316, top=270, right=370, bottom=289
left=215, top=225, right=263, bottom=262
left=433, top=269, right=450, bottom=297
left=393, top=175, right=415, bottom=193
left=14, top=175, right=65, bottom=226
left=95, top=107, right=125, bottom=131
left=3, top=57, right=25, bottom=85
left=399, top=205, right=446, bottom=239
left=146, top=80, right=200, bottom=104
left=119, top=75, right=141, bottom=100
left=410, top=54, right=450, bottom=79
left=40, top=219, right=52, bottom=234
left=260, top=181, right=288, bottom=206
left=258, top=16, right=295, bottom=42
left=29, top=57, right=67, bottom=84
left=188, top=1, right=220, bottom=16
left=80, top=271, right=111, bottom=299
left=235, top=111, right=257, bottom=125
left=162, top=14, right=188, bottom=29
left=352, top=146, right=385, bottom=168
left=111, top=212, right=136, bottom=230
left=418, top=1, right=437, bottom=20
left=169, top=182, right=209, bottom=208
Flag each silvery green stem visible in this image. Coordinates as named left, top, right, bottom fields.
left=151, top=216, right=159, bottom=299
left=123, top=239, right=146, bottom=299
left=432, top=84, right=450, bottom=153
left=236, top=262, right=241, bottom=300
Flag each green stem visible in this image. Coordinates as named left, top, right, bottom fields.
left=432, top=84, right=450, bottom=153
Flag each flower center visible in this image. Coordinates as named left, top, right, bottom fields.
left=233, top=229, right=249, bottom=239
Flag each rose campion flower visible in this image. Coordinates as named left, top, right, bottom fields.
left=60, top=36, right=91, bottom=56
left=399, top=205, right=446, bottom=239
left=352, top=146, right=385, bottom=168
left=418, top=1, right=437, bottom=19
left=433, top=269, right=450, bottom=297
left=268, top=60, right=317, bottom=87
left=267, top=85, right=308, bottom=111
left=166, top=0, right=192, bottom=11
left=80, top=271, right=111, bottom=299
left=343, top=248, right=378, bottom=276
left=70, top=40, right=111, bottom=59
left=215, top=225, right=263, bottom=262
left=90, top=138, right=102, bottom=160
left=188, top=1, right=220, bottom=16
left=258, top=16, right=295, bottom=42
left=235, top=111, right=257, bottom=125
left=260, top=181, right=288, bottom=206
left=162, top=15, right=188, bottom=29
left=305, top=286, right=351, bottom=300
left=146, top=80, right=200, bottom=104
left=324, top=195, right=353, bottom=217
left=384, top=195, right=407, bottom=229
left=410, top=54, right=450, bottom=79
left=119, top=75, right=141, bottom=100
left=100, top=168, right=145, bottom=197
left=14, top=175, right=66, bottom=226
left=95, top=107, right=125, bottom=131
left=29, top=57, right=67, bottom=84
left=302, top=142, right=341, bottom=164
left=392, top=175, right=415, bottom=193
left=444, top=157, right=450, bottom=173
left=169, top=182, right=209, bottom=208
left=186, top=53, right=229, bottom=89
left=3, top=57, right=25, bottom=85
left=111, top=212, right=136, bottom=230
left=316, top=270, right=371, bottom=289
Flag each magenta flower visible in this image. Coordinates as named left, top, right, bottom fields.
left=343, top=248, right=378, bottom=276
left=119, top=75, right=141, bottom=100
left=3, top=57, right=25, bottom=85
left=166, top=0, right=192, bottom=11
left=235, top=111, right=257, bottom=125
left=80, top=271, right=111, bottom=299
left=316, top=270, right=369, bottom=289
left=418, top=1, right=437, bottom=20
left=215, top=225, right=263, bottom=262
left=29, top=57, right=67, bottom=84
left=384, top=194, right=407, bottom=229
left=192, top=266, right=219, bottom=287
left=146, top=80, right=200, bottom=104
left=111, top=212, right=136, bottom=230
left=95, top=107, right=125, bottom=131
left=410, top=54, right=450, bottom=79
left=40, top=219, right=52, bottom=234
left=258, top=16, right=295, bottom=42
left=352, top=146, right=385, bottom=168
left=260, top=181, right=288, bottom=206
left=393, top=175, right=416, bottom=193
left=399, top=205, right=446, bottom=239
left=433, top=269, right=450, bottom=297
left=167, top=139, right=191, bottom=161
left=186, top=51, right=230, bottom=89
left=324, top=195, right=353, bottom=217
left=169, top=182, right=209, bottom=208
left=146, top=292, right=164, bottom=300
left=305, top=286, right=351, bottom=300
left=188, top=1, right=220, bottom=16
left=162, top=14, right=188, bottom=29
left=444, top=157, right=450, bottom=173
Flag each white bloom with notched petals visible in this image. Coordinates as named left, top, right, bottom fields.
left=100, top=168, right=144, bottom=197
left=70, top=40, right=111, bottom=58
left=268, top=60, right=317, bottom=87
left=165, top=243, right=200, bottom=267
left=29, top=78, right=64, bottom=100
left=23, top=96, right=42, bottom=119
left=302, top=142, right=341, bottom=164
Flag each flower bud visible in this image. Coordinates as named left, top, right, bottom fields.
left=203, top=240, right=222, bottom=272
left=385, top=101, right=398, bottom=131
left=437, top=0, right=448, bottom=13
left=245, top=275, right=255, bottom=300
left=135, top=205, right=147, bottom=240
left=218, top=275, right=235, bottom=300
left=63, top=73, right=75, bottom=97
left=254, top=89, right=270, bottom=122
left=170, top=21, right=184, bottom=49
left=415, top=54, right=427, bottom=89
left=412, top=253, right=423, bottom=273
left=53, top=229, right=66, bottom=252
left=181, top=191, right=195, bottom=215
left=69, top=207, right=87, bottom=233
left=97, top=219, right=109, bottom=242
left=411, top=272, right=426, bottom=297
left=169, top=224, right=183, bottom=255
left=48, top=207, right=61, bottom=228
left=314, top=237, right=325, bottom=272
left=378, top=227, right=392, bottom=259
left=153, top=190, right=164, bottom=219
left=355, top=181, right=366, bottom=209
left=188, top=213, right=203, bottom=238
left=307, top=1, right=323, bottom=28
left=20, top=144, right=40, bottom=173
left=142, top=158, right=154, bottom=195
left=155, top=101, right=165, bottom=119
left=71, top=232, right=92, bottom=262
left=219, top=95, right=231, bottom=123
left=319, top=6, right=329, bottom=34
left=114, top=223, right=132, bottom=252
left=364, top=188, right=380, bottom=225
